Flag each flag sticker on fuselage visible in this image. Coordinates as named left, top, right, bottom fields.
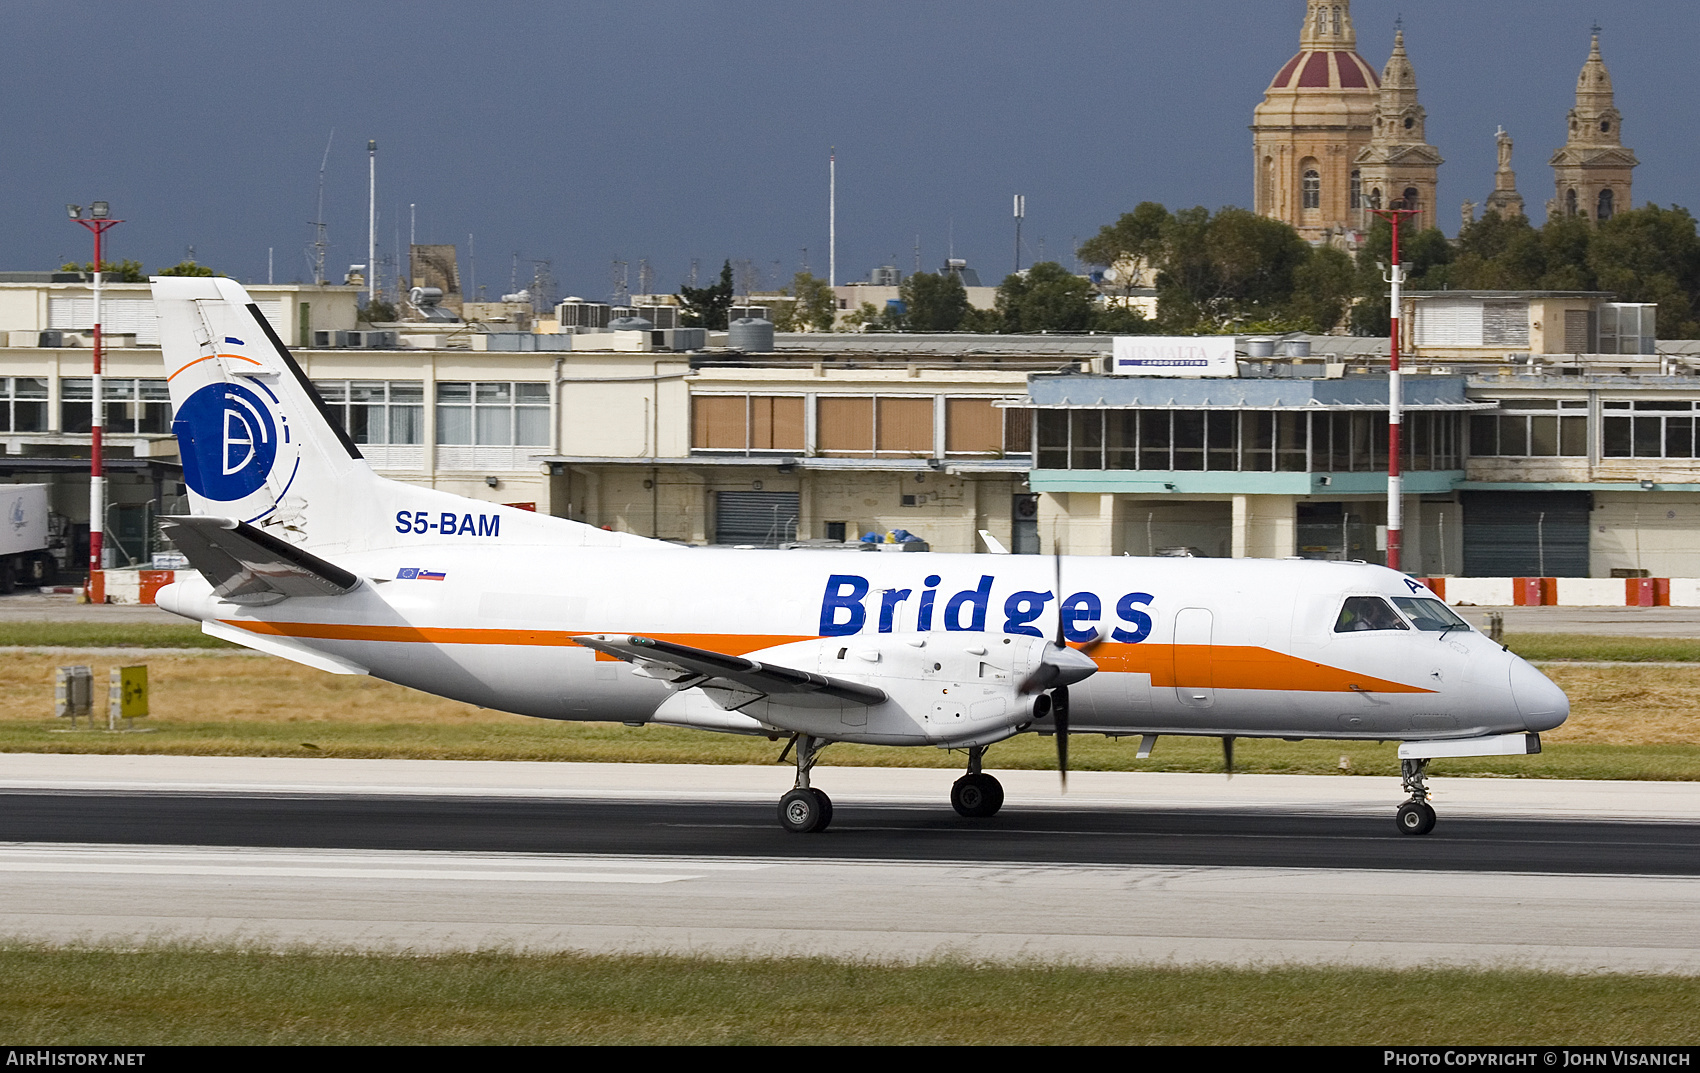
left=396, top=568, right=447, bottom=581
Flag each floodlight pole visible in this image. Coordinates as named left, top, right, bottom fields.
left=1013, top=194, right=1026, bottom=274
left=69, top=204, right=123, bottom=582
left=367, top=140, right=377, bottom=307
left=1371, top=204, right=1419, bottom=573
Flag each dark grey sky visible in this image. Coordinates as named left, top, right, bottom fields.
left=3, top=1, right=1695, bottom=301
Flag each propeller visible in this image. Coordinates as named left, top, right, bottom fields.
left=1222, top=736, right=1235, bottom=779
left=1015, top=546, right=1099, bottom=791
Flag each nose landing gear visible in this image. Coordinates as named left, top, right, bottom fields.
left=950, top=745, right=1005, bottom=818
left=1395, top=758, right=1437, bottom=836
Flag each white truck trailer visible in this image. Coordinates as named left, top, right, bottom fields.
left=0, top=484, right=57, bottom=593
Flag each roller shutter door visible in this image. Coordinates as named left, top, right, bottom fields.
left=714, top=491, right=799, bottom=547
left=1461, top=491, right=1591, bottom=577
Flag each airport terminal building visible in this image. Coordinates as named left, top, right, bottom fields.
left=4, top=274, right=1700, bottom=581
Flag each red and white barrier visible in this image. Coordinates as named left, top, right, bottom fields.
left=86, top=569, right=177, bottom=605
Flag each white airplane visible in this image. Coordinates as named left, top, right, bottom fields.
left=148, top=277, right=1569, bottom=836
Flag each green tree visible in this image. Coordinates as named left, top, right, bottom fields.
left=900, top=271, right=971, bottom=332
left=994, top=262, right=1096, bottom=333
left=156, top=260, right=217, bottom=277
left=1091, top=304, right=1158, bottom=334
left=359, top=298, right=399, bottom=324
left=1078, top=201, right=1171, bottom=293
left=60, top=259, right=146, bottom=282
left=1350, top=220, right=1455, bottom=335
left=1154, top=207, right=1312, bottom=330
left=1589, top=205, right=1700, bottom=338
left=678, top=261, right=734, bottom=329
left=1288, top=245, right=1357, bottom=332
left=787, top=271, right=837, bottom=332
left=839, top=301, right=886, bottom=331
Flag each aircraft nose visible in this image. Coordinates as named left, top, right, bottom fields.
left=1508, top=656, right=1569, bottom=731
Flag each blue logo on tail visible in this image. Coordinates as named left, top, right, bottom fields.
left=174, top=383, right=279, bottom=501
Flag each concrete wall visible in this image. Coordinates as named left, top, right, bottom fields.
left=1590, top=492, right=1700, bottom=579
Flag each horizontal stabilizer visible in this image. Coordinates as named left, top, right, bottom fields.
left=160, top=515, right=361, bottom=604
left=570, top=634, right=888, bottom=708
left=202, top=619, right=368, bottom=675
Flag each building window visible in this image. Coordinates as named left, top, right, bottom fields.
left=1349, top=171, right=1361, bottom=210
left=314, top=380, right=424, bottom=445
left=1037, top=409, right=1461, bottom=473
left=435, top=382, right=549, bottom=446
left=1599, top=303, right=1655, bottom=355
left=1603, top=400, right=1700, bottom=459
left=1470, top=400, right=1588, bottom=458
left=1566, top=188, right=1579, bottom=216
left=944, top=398, right=1001, bottom=455
left=1368, top=187, right=1383, bottom=210
left=1597, top=188, right=1615, bottom=221
left=60, top=378, right=171, bottom=434
left=691, top=395, right=805, bottom=453
left=813, top=396, right=942, bottom=457
left=0, top=377, right=48, bottom=433
left=1302, top=170, right=1321, bottom=210
left=1401, top=187, right=1420, bottom=211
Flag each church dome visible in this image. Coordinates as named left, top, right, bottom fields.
left=1251, top=2, right=1382, bottom=241
left=1267, top=48, right=1380, bottom=93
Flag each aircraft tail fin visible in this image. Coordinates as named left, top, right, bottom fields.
left=152, top=276, right=380, bottom=552
left=152, top=276, right=672, bottom=556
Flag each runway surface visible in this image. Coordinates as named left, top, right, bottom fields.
left=2, top=755, right=1697, bottom=971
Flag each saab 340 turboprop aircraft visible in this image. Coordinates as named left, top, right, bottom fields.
left=148, top=277, right=1569, bottom=835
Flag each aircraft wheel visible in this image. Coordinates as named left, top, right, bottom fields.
left=1395, top=801, right=1437, bottom=836
left=951, top=773, right=1004, bottom=818
left=780, top=788, right=830, bottom=833
left=809, top=788, right=834, bottom=829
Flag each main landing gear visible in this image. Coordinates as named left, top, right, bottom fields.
left=778, top=734, right=833, bottom=833
left=1395, top=757, right=1437, bottom=836
left=950, top=745, right=1004, bottom=819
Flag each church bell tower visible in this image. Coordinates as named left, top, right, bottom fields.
left=1353, top=29, right=1443, bottom=233
left=1548, top=32, right=1637, bottom=223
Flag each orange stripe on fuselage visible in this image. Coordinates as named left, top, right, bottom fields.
left=168, top=353, right=263, bottom=380
left=1088, top=641, right=1432, bottom=694
left=218, top=620, right=1433, bottom=695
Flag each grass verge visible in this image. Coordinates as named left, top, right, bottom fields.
left=0, top=622, right=233, bottom=649
left=1, top=648, right=1695, bottom=779
left=3, top=946, right=1697, bottom=1045
left=1506, top=633, right=1700, bottom=662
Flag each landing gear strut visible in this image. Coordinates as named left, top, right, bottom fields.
left=778, top=733, right=832, bottom=833
left=1395, top=757, right=1437, bottom=836
left=950, top=745, right=1004, bottom=819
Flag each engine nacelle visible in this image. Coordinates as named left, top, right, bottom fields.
left=649, top=632, right=1073, bottom=746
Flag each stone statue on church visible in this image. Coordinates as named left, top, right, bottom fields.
left=1484, top=126, right=1527, bottom=219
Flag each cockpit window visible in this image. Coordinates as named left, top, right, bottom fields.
left=1334, top=596, right=1410, bottom=632
left=1392, top=597, right=1470, bottom=633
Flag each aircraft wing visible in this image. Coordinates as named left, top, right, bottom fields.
left=570, top=634, right=888, bottom=709
left=159, top=515, right=361, bottom=603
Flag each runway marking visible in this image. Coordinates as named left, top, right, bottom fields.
left=0, top=861, right=703, bottom=883
left=656, top=822, right=1700, bottom=850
